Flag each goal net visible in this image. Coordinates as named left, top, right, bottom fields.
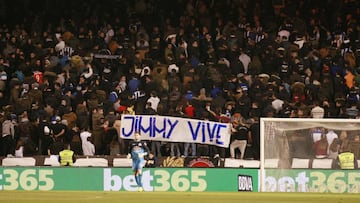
left=260, top=118, right=360, bottom=192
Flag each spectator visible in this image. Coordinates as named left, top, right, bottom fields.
left=336, top=149, right=358, bottom=169
left=146, top=91, right=160, bottom=112
left=183, top=100, right=197, bottom=157
left=328, top=138, right=340, bottom=159
left=15, top=139, right=24, bottom=158
left=348, top=135, right=360, bottom=158
left=49, top=116, right=66, bottom=143
left=2, top=114, right=16, bottom=156
left=91, top=106, right=105, bottom=155
left=80, top=128, right=95, bottom=156
left=58, top=143, right=76, bottom=166
left=169, top=104, right=184, bottom=157
left=311, top=100, right=325, bottom=118
left=145, top=152, right=157, bottom=168
left=69, top=126, right=82, bottom=155
left=229, top=114, right=249, bottom=159
left=40, top=122, right=54, bottom=155
left=312, top=134, right=329, bottom=158
left=103, top=120, right=119, bottom=155
left=326, top=129, right=339, bottom=154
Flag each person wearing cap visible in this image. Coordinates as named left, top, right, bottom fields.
left=50, top=115, right=66, bottom=142
left=127, top=132, right=149, bottom=192
left=27, top=82, right=43, bottom=108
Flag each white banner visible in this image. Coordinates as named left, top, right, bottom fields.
left=120, top=115, right=231, bottom=148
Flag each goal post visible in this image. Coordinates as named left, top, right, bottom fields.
left=260, top=118, right=360, bottom=192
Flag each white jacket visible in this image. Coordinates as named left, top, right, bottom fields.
left=80, top=131, right=95, bottom=156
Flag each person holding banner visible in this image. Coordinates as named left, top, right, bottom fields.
left=127, top=132, right=150, bottom=191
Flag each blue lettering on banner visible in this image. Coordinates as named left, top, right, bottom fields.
left=121, top=115, right=179, bottom=139
left=120, top=115, right=231, bottom=147
left=153, top=117, right=165, bottom=138
left=187, top=121, right=227, bottom=145
left=121, top=116, right=135, bottom=137
left=139, top=116, right=151, bottom=136
left=216, top=124, right=226, bottom=145
left=207, top=123, right=217, bottom=142
left=188, top=121, right=201, bottom=141
left=166, top=119, right=178, bottom=139
left=150, top=118, right=166, bottom=138
left=202, top=122, right=206, bottom=142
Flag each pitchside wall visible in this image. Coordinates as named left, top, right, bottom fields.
left=0, top=167, right=359, bottom=193
left=0, top=167, right=258, bottom=192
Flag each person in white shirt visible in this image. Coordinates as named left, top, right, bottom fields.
left=311, top=100, right=325, bottom=118
left=271, top=93, right=284, bottom=114
left=105, top=24, right=114, bottom=44
left=326, top=129, right=338, bottom=155
left=15, top=140, right=24, bottom=158
left=80, top=129, right=95, bottom=156
left=146, top=91, right=160, bottom=112
left=238, top=48, right=251, bottom=74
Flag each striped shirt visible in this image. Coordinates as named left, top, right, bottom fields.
left=59, top=46, right=74, bottom=56
left=133, top=90, right=145, bottom=100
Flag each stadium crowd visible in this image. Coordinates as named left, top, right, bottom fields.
left=0, top=0, right=359, bottom=160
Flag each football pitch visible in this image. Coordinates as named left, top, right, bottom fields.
left=0, top=191, right=358, bottom=203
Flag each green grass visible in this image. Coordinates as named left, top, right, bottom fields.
left=0, top=191, right=359, bottom=203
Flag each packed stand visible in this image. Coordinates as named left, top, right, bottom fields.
left=0, top=0, right=359, bottom=160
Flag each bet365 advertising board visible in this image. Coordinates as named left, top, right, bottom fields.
left=0, top=168, right=257, bottom=192
left=1, top=168, right=359, bottom=193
